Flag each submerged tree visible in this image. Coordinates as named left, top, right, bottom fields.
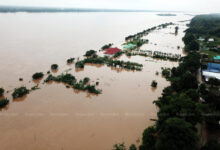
left=0, top=98, right=9, bottom=108
left=151, top=80, right=158, bottom=88
left=0, top=88, right=4, bottom=96
left=51, top=64, right=58, bottom=70
left=175, top=26, right=179, bottom=35
left=113, top=143, right=126, bottom=150
left=32, top=72, right=44, bottom=80
left=12, top=86, right=29, bottom=99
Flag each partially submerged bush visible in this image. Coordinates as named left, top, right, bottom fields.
left=101, top=43, right=113, bottom=50
left=51, top=64, right=58, bottom=70
left=84, top=50, right=96, bottom=57
left=86, top=85, right=101, bottom=94
left=75, top=61, right=85, bottom=68
left=31, top=85, right=40, bottom=91
left=67, top=58, right=75, bottom=63
left=83, top=77, right=90, bottom=84
left=55, top=74, right=76, bottom=85
left=113, top=51, right=124, bottom=58
left=0, top=98, right=9, bottom=108
left=44, top=74, right=55, bottom=82
left=45, top=73, right=101, bottom=94
left=12, top=86, right=29, bottom=99
left=151, top=80, right=158, bottom=88
left=32, top=72, right=44, bottom=80
left=0, top=88, right=4, bottom=96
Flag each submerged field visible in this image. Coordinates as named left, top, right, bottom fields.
left=0, top=12, right=192, bottom=150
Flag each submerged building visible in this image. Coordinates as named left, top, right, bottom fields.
left=104, top=47, right=121, bottom=56
left=123, top=43, right=136, bottom=50
left=202, top=63, right=220, bottom=81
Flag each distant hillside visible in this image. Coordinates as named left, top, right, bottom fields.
left=186, top=14, right=220, bottom=37
left=0, top=5, right=163, bottom=13
left=0, top=5, right=182, bottom=13
left=157, top=13, right=176, bottom=16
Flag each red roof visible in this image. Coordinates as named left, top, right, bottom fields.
left=104, top=47, right=121, bottom=55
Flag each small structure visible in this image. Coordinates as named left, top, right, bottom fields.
left=208, top=38, right=215, bottom=42
left=104, top=47, right=121, bottom=56
left=198, top=37, right=205, bottom=41
left=123, top=43, right=136, bottom=50
left=217, top=45, right=220, bottom=49
left=213, top=56, right=220, bottom=60
left=202, top=63, right=220, bottom=81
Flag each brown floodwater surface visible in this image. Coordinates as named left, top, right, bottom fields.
left=0, top=12, right=192, bottom=150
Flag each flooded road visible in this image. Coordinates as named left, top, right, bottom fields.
left=0, top=12, right=192, bottom=150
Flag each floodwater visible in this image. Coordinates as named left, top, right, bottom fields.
left=0, top=12, right=192, bottom=150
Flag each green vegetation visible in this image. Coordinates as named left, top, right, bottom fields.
left=31, top=85, right=40, bottom=91
left=84, top=50, right=96, bottom=57
left=129, top=144, right=137, bottom=150
left=45, top=73, right=101, bottom=94
left=12, top=86, right=29, bottom=99
left=161, top=68, right=171, bottom=78
left=151, top=80, right=157, bottom=87
left=139, top=126, right=156, bottom=150
left=138, top=15, right=220, bottom=150
left=75, top=61, right=85, bottom=68
left=182, top=33, right=199, bottom=51
left=113, top=143, right=126, bottom=150
left=125, top=22, right=174, bottom=41
left=184, top=14, right=220, bottom=52
left=107, top=59, right=143, bottom=71
left=51, top=64, right=58, bottom=70
left=201, top=50, right=218, bottom=58
left=187, top=14, right=220, bottom=37
left=126, top=50, right=181, bottom=62
left=101, top=43, right=113, bottom=50
left=0, top=98, right=9, bottom=108
left=201, top=139, right=220, bottom=150
left=67, top=57, right=75, bottom=63
left=155, top=118, right=198, bottom=150
left=32, top=72, right=44, bottom=80
left=0, top=88, right=4, bottom=96
left=75, top=55, right=143, bottom=71
left=138, top=51, right=202, bottom=149
left=85, top=85, right=101, bottom=94
left=113, top=51, right=124, bottom=58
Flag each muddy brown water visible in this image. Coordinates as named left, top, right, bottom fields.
left=0, top=12, right=192, bottom=150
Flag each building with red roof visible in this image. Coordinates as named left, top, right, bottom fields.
left=104, top=47, right=121, bottom=55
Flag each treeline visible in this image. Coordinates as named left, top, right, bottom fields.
left=125, top=22, right=174, bottom=41
left=45, top=74, right=101, bottom=94
left=138, top=52, right=204, bottom=150
left=75, top=52, right=143, bottom=71
left=136, top=16, right=220, bottom=150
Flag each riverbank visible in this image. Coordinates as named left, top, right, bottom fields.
left=134, top=14, right=220, bottom=150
